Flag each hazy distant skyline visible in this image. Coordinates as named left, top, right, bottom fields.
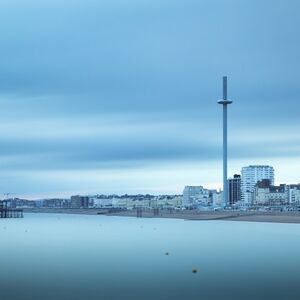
left=0, top=0, right=299, bottom=198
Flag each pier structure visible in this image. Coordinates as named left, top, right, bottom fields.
left=153, top=208, right=159, bottom=216
left=136, top=207, right=143, bottom=218
left=0, top=201, right=23, bottom=218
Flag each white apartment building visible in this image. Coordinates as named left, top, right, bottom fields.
left=182, top=186, right=210, bottom=207
left=92, top=197, right=113, bottom=208
left=212, top=191, right=223, bottom=208
left=241, top=165, right=274, bottom=205
left=288, top=185, right=300, bottom=205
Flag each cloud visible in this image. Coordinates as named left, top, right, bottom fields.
left=0, top=0, right=299, bottom=196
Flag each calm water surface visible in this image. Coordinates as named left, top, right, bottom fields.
left=1, top=213, right=300, bottom=300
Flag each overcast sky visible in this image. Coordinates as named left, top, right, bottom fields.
left=0, top=0, right=299, bottom=198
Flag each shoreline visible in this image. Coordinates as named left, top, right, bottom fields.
left=22, top=208, right=300, bottom=224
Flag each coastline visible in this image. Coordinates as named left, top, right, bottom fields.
left=23, top=208, right=300, bottom=224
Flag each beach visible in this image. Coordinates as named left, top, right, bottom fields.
left=23, top=208, right=300, bottom=224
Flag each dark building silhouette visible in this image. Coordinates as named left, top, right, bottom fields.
left=256, top=179, right=272, bottom=189
left=70, top=195, right=89, bottom=208
left=228, top=174, right=241, bottom=205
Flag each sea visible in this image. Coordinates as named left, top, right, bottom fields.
left=1, top=213, right=300, bottom=300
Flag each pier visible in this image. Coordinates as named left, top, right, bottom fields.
left=0, top=201, right=23, bottom=218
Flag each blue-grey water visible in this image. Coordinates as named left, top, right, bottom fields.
left=1, top=213, right=300, bottom=300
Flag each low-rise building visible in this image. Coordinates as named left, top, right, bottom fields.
left=212, top=191, right=223, bottom=208
left=92, top=197, right=113, bottom=208
left=182, top=186, right=211, bottom=208
left=152, top=195, right=182, bottom=208
left=253, top=179, right=288, bottom=206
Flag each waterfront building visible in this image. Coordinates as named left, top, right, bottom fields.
left=212, top=191, right=223, bottom=208
left=228, top=174, right=241, bottom=205
left=92, top=197, right=113, bottom=208
left=112, top=197, right=127, bottom=209
left=241, top=165, right=274, bottom=205
left=70, top=195, right=89, bottom=208
left=152, top=195, right=182, bottom=209
left=182, top=186, right=211, bottom=208
left=253, top=179, right=288, bottom=206
left=288, top=184, right=300, bottom=205
left=11, top=198, right=36, bottom=208
left=42, top=198, right=64, bottom=208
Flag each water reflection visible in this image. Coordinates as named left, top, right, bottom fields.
left=0, top=213, right=300, bottom=300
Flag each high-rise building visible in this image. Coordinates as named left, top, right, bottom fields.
left=241, top=165, right=274, bottom=205
left=228, top=174, right=241, bottom=205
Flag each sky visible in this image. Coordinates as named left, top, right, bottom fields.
left=0, top=0, right=299, bottom=199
